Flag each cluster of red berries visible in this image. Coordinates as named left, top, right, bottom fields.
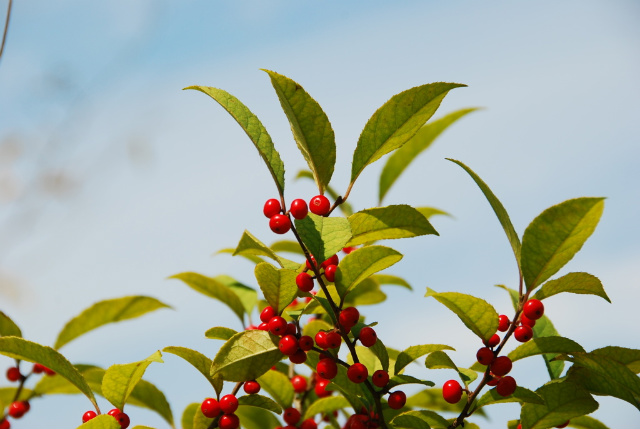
left=297, top=253, right=339, bottom=293
left=264, top=195, right=331, bottom=235
left=81, top=408, right=130, bottom=428
left=200, top=394, right=240, bottom=429
left=2, top=363, right=58, bottom=428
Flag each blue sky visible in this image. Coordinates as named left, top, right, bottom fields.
left=1, top=1, right=639, bottom=427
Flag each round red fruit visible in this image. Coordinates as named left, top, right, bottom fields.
left=0, top=419, right=9, bottom=429
left=291, top=375, right=307, bottom=393
left=108, top=409, right=121, bottom=416
left=387, top=391, right=406, bottom=409
left=258, top=322, right=269, bottom=331
left=82, top=410, right=97, bottom=423
left=322, top=254, right=339, bottom=268
left=269, top=214, right=291, bottom=234
left=219, top=414, right=240, bottom=429
left=43, top=366, right=55, bottom=376
left=290, top=199, right=308, bottom=219
left=33, top=363, right=46, bottom=374
left=279, top=335, right=300, bottom=356
left=263, top=199, right=282, bottom=218
left=315, top=378, right=331, bottom=397
left=6, top=367, right=21, bottom=382
left=305, top=255, right=317, bottom=271
left=260, top=306, right=276, bottom=323
left=556, top=421, right=570, bottom=428
left=484, top=334, right=500, bottom=348
left=289, top=349, right=308, bottom=364
left=487, top=376, right=500, bottom=386
left=268, top=316, right=288, bottom=336
left=220, top=394, right=239, bottom=414
left=326, top=331, right=342, bottom=349
left=347, top=363, right=369, bottom=383
left=359, top=326, right=377, bottom=347
left=496, top=375, right=517, bottom=397
left=339, top=307, right=360, bottom=330
left=201, top=398, right=221, bottom=418
left=298, top=335, right=314, bottom=351
left=372, top=370, right=390, bottom=388
left=491, top=356, right=513, bottom=376
left=8, top=401, right=28, bottom=418
left=442, top=380, right=463, bottom=404
left=244, top=380, right=261, bottom=394
left=520, top=313, right=536, bottom=327
left=514, top=325, right=533, bottom=342
left=300, top=419, right=318, bottom=429
left=324, top=265, right=337, bottom=282
left=309, top=195, right=331, bottom=216
left=286, top=322, right=297, bottom=336
left=523, top=299, right=544, bottom=320
left=316, top=358, right=338, bottom=379
left=283, top=407, right=301, bottom=425
left=115, top=412, right=130, bottom=429
left=498, top=315, right=510, bottom=332
left=296, top=272, right=314, bottom=292
left=315, top=331, right=329, bottom=349
left=476, top=347, right=495, bottom=366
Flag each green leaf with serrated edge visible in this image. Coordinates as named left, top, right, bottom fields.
left=509, top=337, right=585, bottom=362
left=236, top=405, right=281, bottom=429
left=238, top=394, right=282, bottom=414
left=395, top=344, right=455, bottom=374
left=211, top=330, right=283, bottom=382
left=473, top=386, right=544, bottom=412
left=76, top=414, right=121, bottom=429
left=533, top=315, right=565, bottom=379
left=192, top=407, right=213, bottom=429
left=0, top=311, right=21, bottom=337
left=302, top=318, right=333, bottom=338
left=448, top=158, right=521, bottom=275
left=347, top=205, right=438, bottom=247
left=0, top=337, right=99, bottom=410
left=55, top=296, right=171, bottom=349
left=379, top=108, right=478, bottom=203
left=162, top=346, right=219, bottom=392
left=294, top=213, right=352, bottom=263
left=303, top=396, right=350, bottom=420
left=351, top=82, right=466, bottom=186
left=566, top=352, right=640, bottom=409
left=270, top=240, right=305, bottom=255
left=185, top=86, right=285, bottom=197
left=217, top=247, right=264, bottom=264
left=295, top=170, right=354, bottom=216
left=416, top=207, right=452, bottom=220
left=170, top=272, right=245, bottom=323
left=392, top=410, right=449, bottom=429
left=425, top=288, right=499, bottom=342
left=344, top=278, right=387, bottom=307
left=263, top=70, right=335, bottom=193
left=387, top=374, right=435, bottom=390
left=205, top=327, right=238, bottom=341
left=372, top=274, right=412, bottom=290
left=335, top=245, right=403, bottom=297
left=254, top=262, right=298, bottom=314
left=565, top=415, right=611, bottom=429
left=216, top=275, right=259, bottom=315
left=533, top=272, right=610, bottom=303
left=371, top=338, right=390, bottom=372
left=522, top=197, right=605, bottom=291
left=520, top=382, right=599, bottom=429
left=257, top=369, right=294, bottom=409
left=102, top=350, right=163, bottom=411
left=592, top=346, right=640, bottom=373
left=233, top=230, right=287, bottom=268
left=405, top=388, right=486, bottom=416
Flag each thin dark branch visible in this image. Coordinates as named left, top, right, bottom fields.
left=0, top=0, right=13, bottom=64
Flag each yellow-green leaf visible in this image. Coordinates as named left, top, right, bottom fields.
left=257, top=369, right=294, bottom=409
left=270, top=240, right=305, bottom=255
left=102, top=351, right=162, bottom=411
left=509, top=337, right=585, bottom=362
left=0, top=311, right=21, bottom=337
left=371, top=274, right=412, bottom=290
left=294, top=213, right=352, bottom=263
left=204, top=327, right=238, bottom=341
left=235, top=405, right=281, bottom=429
left=76, top=414, right=121, bottom=429
left=211, top=330, right=283, bottom=382
left=163, top=346, right=219, bottom=392
left=391, top=410, right=449, bottom=429
left=303, top=396, right=350, bottom=420
left=532, top=314, right=565, bottom=380
left=592, top=346, right=640, bottom=374
left=335, top=245, right=402, bottom=297
left=566, top=415, right=611, bottom=429
left=474, top=386, right=544, bottom=411
left=238, top=393, right=282, bottom=414
left=416, top=207, right=451, bottom=220
left=520, top=382, right=598, bottom=429
left=395, top=344, right=456, bottom=374
left=254, top=263, right=298, bottom=314
left=533, top=272, right=610, bottom=303
left=181, top=403, right=199, bottom=429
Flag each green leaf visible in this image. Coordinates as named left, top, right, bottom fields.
left=415, top=207, right=451, bottom=220
left=351, top=82, right=466, bottom=186
left=347, top=205, right=438, bottom=247
left=0, top=336, right=99, bottom=410
left=395, top=344, right=455, bottom=374
left=294, top=213, right=352, bottom=263
left=254, top=263, right=299, bottom=314
left=163, top=346, right=220, bottom=392
left=216, top=275, right=259, bottom=315
left=102, top=350, right=163, bottom=411
left=170, top=272, right=245, bottom=323
left=371, top=338, right=390, bottom=372
left=447, top=159, right=521, bottom=274
left=263, top=70, right=335, bottom=193
left=592, top=346, right=640, bottom=373
left=238, top=394, right=282, bottom=414
left=509, top=337, right=585, bottom=362
left=533, top=272, right=610, bottom=303
left=181, top=403, right=199, bottom=429
left=0, top=387, right=32, bottom=403
left=425, top=288, right=499, bottom=342
left=0, top=311, right=21, bottom=337
left=295, top=170, right=354, bottom=216
left=205, top=327, right=238, bottom=341
left=192, top=407, right=214, bottom=429
left=387, top=374, right=435, bottom=390
left=236, top=405, right=281, bottom=429
left=55, top=296, right=171, bottom=349
left=371, top=274, right=412, bottom=290
left=565, top=415, right=611, bottom=429
left=344, top=278, right=387, bottom=307
left=76, top=414, right=121, bottom=429
left=33, top=364, right=100, bottom=396
left=217, top=247, right=264, bottom=265
left=303, top=396, right=350, bottom=420
left=184, top=85, right=285, bottom=197
left=270, top=240, right=305, bottom=255
left=233, top=230, right=299, bottom=269
left=474, top=386, right=544, bottom=411
left=126, top=379, right=174, bottom=428
left=495, top=284, right=519, bottom=310
left=532, top=315, right=565, bottom=380
left=257, top=369, right=294, bottom=409
left=335, top=245, right=403, bottom=297
left=520, top=382, right=599, bottom=429
left=424, top=351, right=476, bottom=386
left=301, top=318, right=333, bottom=338
left=522, top=198, right=605, bottom=291
left=392, top=410, right=450, bottom=429
left=379, top=108, right=477, bottom=203
left=211, top=330, right=283, bottom=382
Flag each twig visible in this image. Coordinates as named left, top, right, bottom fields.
left=0, top=0, right=12, bottom=64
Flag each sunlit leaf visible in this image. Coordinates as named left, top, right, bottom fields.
left=254, top=263, right=299, bottom=314
left=238, top=394, right=282, bottom=414
left=294, top=213, right=352, bottom=263
left=533, top=315, right=565, bottom=379
left=591, top=346, right=640, bottom=374
left=76, top=414, right=121, bottom=429
left=181, top=403, right=198, bottom=429
left=233, top=230, right=299, bottom=269
left=270, top=240, right=305, bottom=255
left=533, top=272, right=610, bottom=303
left=520, top=382, right=598, bottom=429
left=0, top=311, right=21, bottom=337
left=204, top=327, right=238, bottom=341
left=163, top=346, right=220, bottom=392
left=236, top=404, right=281, bottom=429
left=257, top=369, right=294, bottom=409
left=395, top=344, right=455, bottom=374
left=509, top=337, right=585, bottom=362
left=102, top=351, right=163, bottom=411
left=211, top=330, right=283, bottom=382
left=344, top=278, right=387, bottom=307
left=335, top=246, right=402, bottom=297
left=216, top=275, right=259, bottom=315
left=303, top=396, right=350, bottom=420
left=371, top=274, right=412, bottom=290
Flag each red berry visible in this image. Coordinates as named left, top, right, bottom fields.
left=324, top=265, right=337, bottom=282
left=305, top=255, right=317, bottom=271
left=244, top=380, right=261, bottom=394
left=314, top=378, right=331, bottom=397
left=442, top=380, right=463, bottom=404
left=279, top=335, right=300, bottom=356
left=517, top=425, right=522, bottom=429
left=484, top=334, right=500, bottom=347
left=347, top=363, right=369, bottom=383
left=8, top=401, right=28, bottom=418
left=296, top=272, right=314, bottom=292
left=268, top=316, right=288, bottom=336
left=33, top=363, right=46, bottom=374
left=315, top=331, right=329, bottom=349
left=108, top=409, right=121, bottom=416
left=269, top=214, right=291, bottom=234
left=316, top=358, right=338, bottom=379
left=514, top=325, right=533, bottom=342
left=82, top=410, right=97, bottom=423
left=496, top=375, right=517, bottom=397
left=6, top=367, right=21, bottom=382
left=556, top=421, right=570, bottom=428
left=387, top=391, right=406, bottom=409
left=298, top=335, right=314, bottom=351
left=309, top=195, right=331, bottom=216
left=219, top=414, right=240, bottom=429
left=258, top=322, right=269, bottom=331
left=264, top=199, right=282, bottom=218
left=286, top=323, right=297, bottom=336
left=487, top=375, right=500, bottom=386
left=523, top=299, right=544, bottom=320
left=300, top=419, right=318, bottom=429
left=372, top=370, right=390, bottom=388
left=0, top=420, right=9, bottom=429
left=325, top=331, right=342, bottom=349
left=339, top=307, right=360, bottom=331
left=322, top=254, right=339, bottom=268
left=260, top=306, right=276, bottom=323
left=201, top=398, right=221, bottom=418
left=359, top=327, right=377, bottom=347
left=520, top=313, right=536, bottom=327
left=43, top=366, right=56, bottom=376
left=491, top=356, right=513, bottom=376
left=115, top=412, right=130, bottom=429
left=342, top=246, right=357, bottom=254
left=220, top=394, right=239, bottom=414
left=283, top=407, right=301, bottom=425
left=498, top=315, right=510, bottom=332
left=289, top=349, right=308, bottom=364
left=291, top=375, right=307, bottom=393
left=290, top=199, right=308, bottom=219
left=476, top=347, right=495, bottom=366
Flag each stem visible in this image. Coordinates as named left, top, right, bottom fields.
left=0, top=0, right=12, bottom=65
left=326, top=181, right=354, bottom=216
